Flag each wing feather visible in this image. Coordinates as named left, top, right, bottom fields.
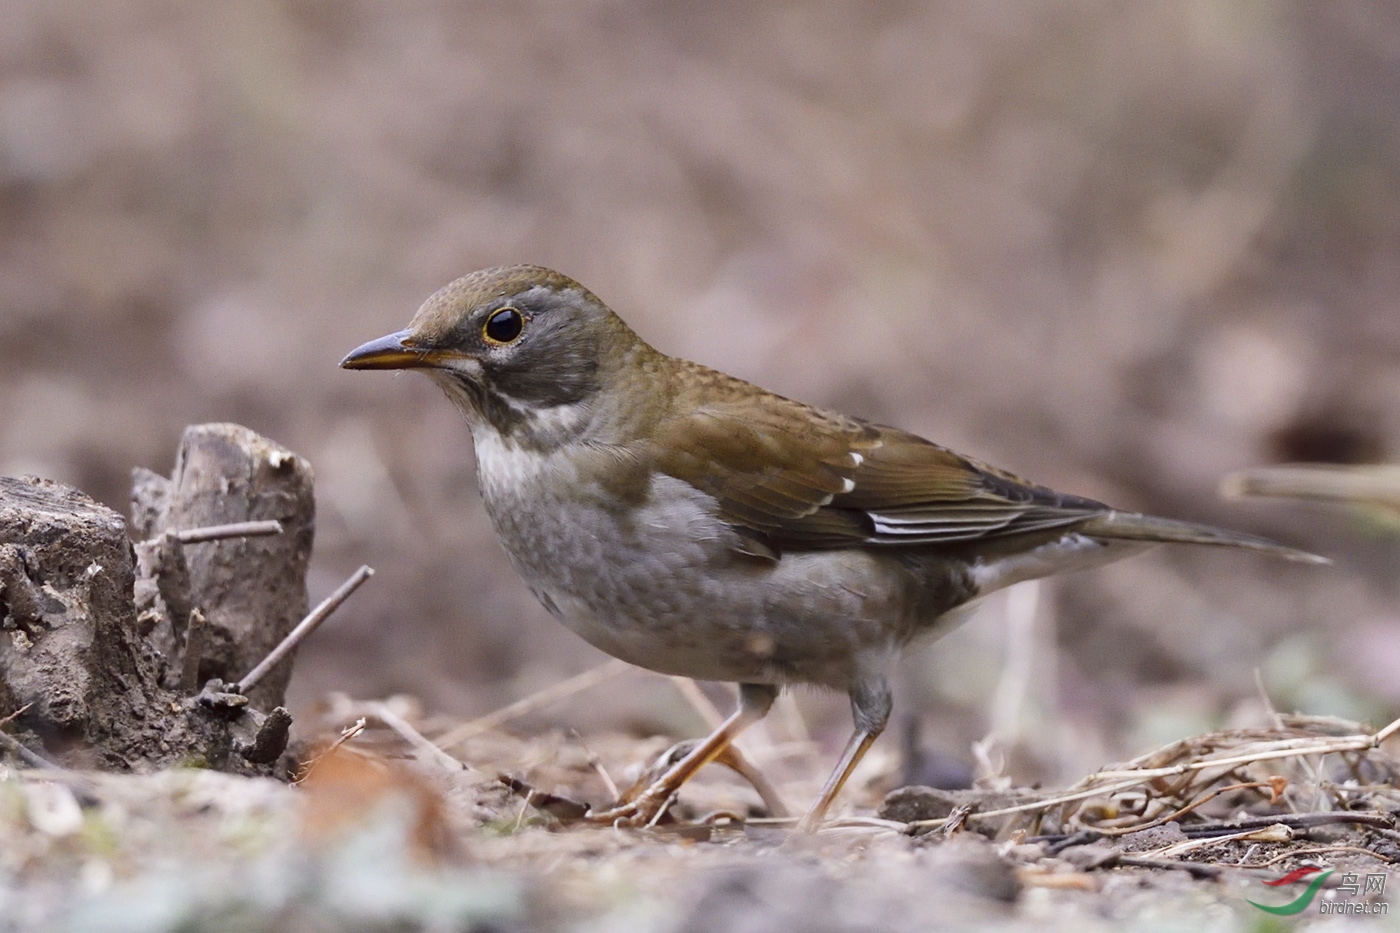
left=646, top=364, right=1107, bottom=552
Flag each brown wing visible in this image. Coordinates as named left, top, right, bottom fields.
left=833, top=425, right=1108, bottom=545
left=646, top=367, right=1106, bottom=552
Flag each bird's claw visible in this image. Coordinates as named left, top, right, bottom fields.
left=585, top=790, right=674, bottom=828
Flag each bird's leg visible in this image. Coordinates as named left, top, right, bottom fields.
left=796, top=676, right=891, bottom=832
left=588, top=682, right=779, bottom=827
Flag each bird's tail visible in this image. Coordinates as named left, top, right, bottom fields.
left=1077, top=510, right=1328, bottom=564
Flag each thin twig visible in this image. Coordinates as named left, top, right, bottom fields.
left=175, top=520, right=284, bottom=544
left=713, top=744, right=792, bottom=818
left=512, top=789, right=535, bottom=833
left=822, top=816, right=907, bottom=832
left=1254, top=668, right=1284, bottom=731
left=234, top=565, right=373, bottom=695
left=1374, top=715, right=1400, bottom=745
left=1097, top=780, right=1277, bottom=837
left=1254, top=845, right=1395, bottom=867
left=180, top=608, right=207, bottom=693
left=1092, top=722, right=1400, bottom=781
left=295, top=717, right=366, bottom=785
left=814, top=820, right=904, bottom=839
left=1221, top=463, right=1400, bottom=509
left=901, top=717, right=1400, bottom=835
left=431, top=658, right=632, bottom=750
left=0, top=730, right=65, bottom=772
left=570, top=730, right=620, bottom=800
left=1112, top=856, right=1223, bottom=878
left=669, top=677, right=726, bottom=731
left=909, top=775, right=1149, bottom=830
left=0, top=702, right=32, bottom=730
left=364, top=701, right=471, bottom=774
left=1177, top=811, right=1395, bottom=836
left=1144, top=824, right=1293, bottom=860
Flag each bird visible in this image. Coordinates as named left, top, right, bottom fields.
left=342, top=264, right=1324, bottom=831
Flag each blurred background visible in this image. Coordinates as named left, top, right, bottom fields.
left=2, top=1, right=1398, bottom=788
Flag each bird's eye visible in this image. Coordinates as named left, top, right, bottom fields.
left=482, top=307, right=525, bottom=345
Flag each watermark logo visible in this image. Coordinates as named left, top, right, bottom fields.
left=1248, top=867, right=1388, bottom=916
left=1248, top=867, right=1332, bottom=915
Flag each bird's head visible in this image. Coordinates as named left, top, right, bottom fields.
left=342, top=265, right=649, bottom=439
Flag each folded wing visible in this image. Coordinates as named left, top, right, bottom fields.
left=647, top=373, right=1103, bottom=551
left=646, top=367, right=1322, bottom=563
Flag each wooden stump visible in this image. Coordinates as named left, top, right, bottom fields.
left=0, top=423, right=313, bottom=773
left=131, top=423, right=315, bottom=711
left=0, top=477, right=165, bottom=768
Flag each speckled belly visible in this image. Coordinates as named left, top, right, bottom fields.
left=479, top=466, right=927, bottom=690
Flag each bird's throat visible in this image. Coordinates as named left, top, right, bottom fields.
left=433, top=370, right=594, bottom=453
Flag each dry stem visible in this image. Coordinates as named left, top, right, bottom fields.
left=431, top=658, right=632, bottom=751
left=174, top=520, right=284, bottom=544
left=234, top=565, right=374, bottom=695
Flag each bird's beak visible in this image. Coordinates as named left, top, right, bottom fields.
left=340, top=330, right=452, bottom=370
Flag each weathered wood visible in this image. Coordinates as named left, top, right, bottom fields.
left=131, top=423, right=314, bottom=710
left=0, top=423, right=312, bottom=774
left=0, top=476, right=164, bottom=768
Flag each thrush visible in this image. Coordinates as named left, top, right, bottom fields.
left=342, top=265, right=1324, bottom=831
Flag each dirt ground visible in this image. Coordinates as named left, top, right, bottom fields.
left=4, top=707, right=1399, bottom=931
left=4, top=2, right=1400, bottom=929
